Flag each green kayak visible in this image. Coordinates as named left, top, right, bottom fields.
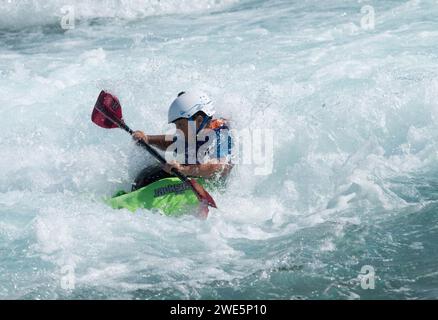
left=107, top=177, right=207, bottom=216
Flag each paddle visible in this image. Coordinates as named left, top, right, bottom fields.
left=91, top=90, right=217, bottom=218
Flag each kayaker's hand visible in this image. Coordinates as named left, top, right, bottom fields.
left=132, top=131, right=148, bottom=143
left=162, top=161, right=184, bottom=174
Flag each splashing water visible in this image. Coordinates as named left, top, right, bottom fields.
left=1, top=0, right=438, bottom=299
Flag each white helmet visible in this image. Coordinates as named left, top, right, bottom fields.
left=168, top=90, right=215, bottom=123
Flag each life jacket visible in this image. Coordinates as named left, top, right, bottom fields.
left=208, top=118, right=228, bottom=130
left=205, top=118, right=232, bottom=162
left=180, top=118, right=232, bottom=164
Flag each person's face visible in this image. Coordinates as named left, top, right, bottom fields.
left=174, top=118, right=189, bottom=139
left=174, top=116, right=203, bottom=140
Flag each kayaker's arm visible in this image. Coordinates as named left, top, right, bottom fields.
left=163, top=160, right=233, bottom=179
left=146, top=135, right=174, bottom=150
left=132, top=131, right=173, bottom=151
left=183, top=163, right=232, bottom=178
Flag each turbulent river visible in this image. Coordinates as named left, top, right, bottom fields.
left=0, top=0, right=438, bottom=299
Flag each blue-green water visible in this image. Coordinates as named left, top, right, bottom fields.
left=1, top=0, right=438, bottom=299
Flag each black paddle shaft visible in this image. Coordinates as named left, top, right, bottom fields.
left=103, top=109, right=189, bottom=183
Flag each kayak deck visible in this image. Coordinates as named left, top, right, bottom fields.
left=107, top=177, right=205, bottom=216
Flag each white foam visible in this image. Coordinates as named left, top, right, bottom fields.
left=0, top=0, right=238, bottom=29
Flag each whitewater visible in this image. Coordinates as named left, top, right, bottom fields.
left=1, top=0, right=438, bottom=299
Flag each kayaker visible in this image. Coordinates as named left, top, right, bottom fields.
left=132, top=90, right=233, bottom=183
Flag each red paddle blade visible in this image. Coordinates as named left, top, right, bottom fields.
left=188, top=179, right=217, bottom=209
left=91, top=90, right=123, bottom=129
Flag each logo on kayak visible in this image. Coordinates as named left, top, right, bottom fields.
left=154, top=182, right=191, bottom=198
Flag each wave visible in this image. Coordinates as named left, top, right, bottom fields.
left=0, top=0, right=238, bottom=30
